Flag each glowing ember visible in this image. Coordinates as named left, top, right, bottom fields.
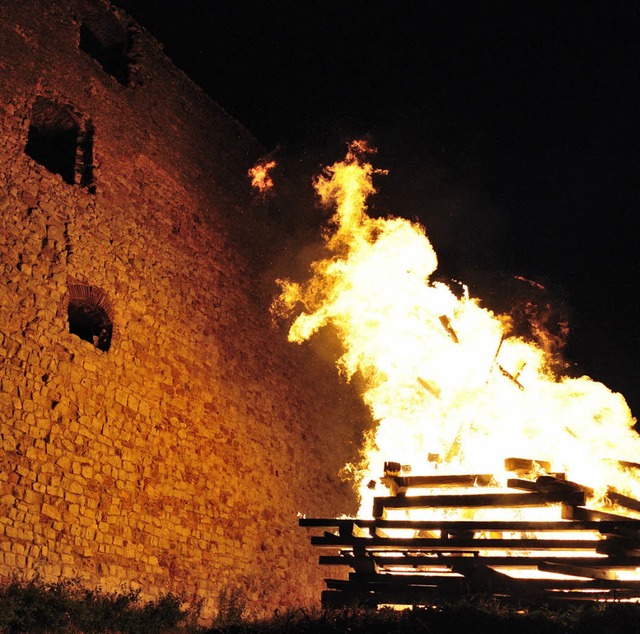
left=248, top=159, right=277, bottom=193
left=274, top=140, right=640, bottom=518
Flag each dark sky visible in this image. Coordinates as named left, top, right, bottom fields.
left=114, top=1, right=640, bottom=418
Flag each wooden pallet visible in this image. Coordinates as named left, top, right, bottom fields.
left=301, top=465, right=640, bottom=608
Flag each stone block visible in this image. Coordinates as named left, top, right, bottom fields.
left=41, top=503, right=62, bottom=521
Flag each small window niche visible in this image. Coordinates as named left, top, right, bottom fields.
left=25, top=97, right=95, bottom=192
left=79, top=17, right=135, bottom=86
left=67, top=283, right=114, bottom=352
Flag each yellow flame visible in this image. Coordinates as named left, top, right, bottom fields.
left=248, top=159, right=276, bottom=193
left=274, top=141, right=640, bottom=517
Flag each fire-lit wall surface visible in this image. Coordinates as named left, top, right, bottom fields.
left=0, top=0, right=368, bottom=618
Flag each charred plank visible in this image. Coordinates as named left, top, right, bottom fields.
left=504, top=457, right=552, bottom=474
left=373, top=490, right=585, bottom=518
left=310, top=535, right=600, bottom=550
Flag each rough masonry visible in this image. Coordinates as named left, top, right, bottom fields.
left=0, top=0, right=369, bottom=619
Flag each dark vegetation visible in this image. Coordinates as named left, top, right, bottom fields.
left=2, top=578, right=640, bottom=633
left=0, top=578, right=190, bottom=633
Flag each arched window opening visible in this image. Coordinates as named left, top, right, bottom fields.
left=24, top=98, right=95, bottom=192
left=66, top=283, right=114, bottom=352
left=68, top=301, right=112, bottom=352
left=25, top=98, right=79, bottom=185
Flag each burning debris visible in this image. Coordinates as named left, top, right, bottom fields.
left=438, top=314, right=459, bottom=343
left=248, top=158, right=276, bottom=194
left=416, top=376, right=441, bottom=398
left=496, top=362, right=525, bottom=391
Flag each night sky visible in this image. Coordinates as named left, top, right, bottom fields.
left=114, top=1, right=640, bottom=418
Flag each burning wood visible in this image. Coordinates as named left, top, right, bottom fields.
left=618, top=460, right=640, bottom=471
left=497, top=363, right=525, bottom=390
left=372, top=489, right=586, bottom=519
left=383, top=461, right=402, bottom=476
left=380, top=472, right=495, bottom=497
left=438, top=314, right=459, bottom=343
left=301, top=460, right=640, bottom=608
left=504, top=457, right=552, bottom=475
left=605, top=489, right=640, bottom=515
left=416, top=376, right=441, bottom=398
left=485, top=332, right=505, bottom=385
left=383, top=473, right=495, bottom=489
left=508, top=476, right=591, bottom=495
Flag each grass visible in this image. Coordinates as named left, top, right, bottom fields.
left=3, top=579, right=640, bottom=633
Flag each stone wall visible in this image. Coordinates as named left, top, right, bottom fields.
left=0, top=0, right=369, bottom=619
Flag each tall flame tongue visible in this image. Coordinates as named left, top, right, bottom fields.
left=274, top=140, right=640, bottom=517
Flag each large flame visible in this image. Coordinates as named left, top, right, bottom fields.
left=274, top=141, right=639, bottom=517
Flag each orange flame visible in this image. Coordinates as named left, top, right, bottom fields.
left=248, top=159, right=277, bottom=194
left=274, top=141, right=639, bottom=517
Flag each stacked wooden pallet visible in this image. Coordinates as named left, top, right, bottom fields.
left=300, top=460, right=640, bottom=608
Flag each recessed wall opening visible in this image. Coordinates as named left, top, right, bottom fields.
left=78, top=120, right=95, bottom=193
left=79, top=20, right=134, bottom=86
left=25, top=98, right=79, bottom=185
left=66, top=283, right=114, bottom=352
left=25, top=97, right=95, bottom=192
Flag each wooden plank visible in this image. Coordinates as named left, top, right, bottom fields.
left=323, top=578, right=460, bottom=593
left=596, top=536, right=640, bottom=557
left=539, top=577, right=640, bottom=589
left=320, top=583, right=459, bottom=609
left=538, top=561, right=619, bottom=580
left=373, top=490, right=586, bottom=517
left=504, top=457, right=551, bottom=473
left=507, top=477, right=592, bottom=495
left=618, top=460, right=640, bottom=471
left=465, top=567, right=640, bottom=592
left=319, top=554, right=379, bottom=573
left=347, top=572, right=466, bottom=591
left=535, top=476, right=593, bottom=494
left=507, top=478, right=539, bottom=492
left=606, top=489, right=640, bottom=515
left=299, top=518, right=355, bottom=527
left=319, top=554, right=456, bottom=569
left=310, top=535, right=600, bottom=550
left=319, top=554, right=640, bottom=572
left=324, top=578, right=467, bottom=601
left=303, top=517, right=640, bottom=533
left=545, top=587, right=640, bottom=602
left=502, top=577, right=640, bottom=590
left=404, top=554, right=640, bottom=568
left=561, top=504, right=640, bottom=523
left=455, top=564, right=541, bottom=596
left=386, top=474, right=496, bottom=488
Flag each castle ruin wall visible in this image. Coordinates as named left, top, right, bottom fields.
left=0, top=0, right=369, bottom=618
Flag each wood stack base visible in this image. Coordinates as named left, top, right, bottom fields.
left=301, top=462, right=640, bottom=608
